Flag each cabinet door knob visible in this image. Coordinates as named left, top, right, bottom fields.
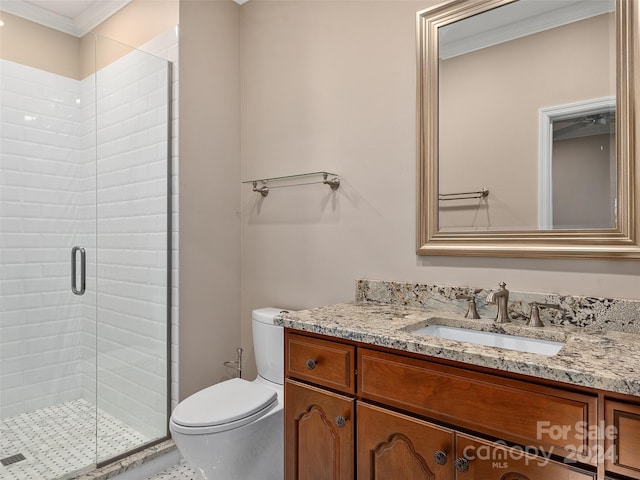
left=433, top=450, right=447, bottom=465
left=335, top=416, right=347, bottom=427
left=455, top=457, right=469, bottom=472
left=305, top=359, right=317, bottom=370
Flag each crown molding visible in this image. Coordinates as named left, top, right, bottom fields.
left=439, top=0, right=614, bottom=60
left=74, top=0, right=131, bottom=36
left=0, top=0, right=131, bottom=37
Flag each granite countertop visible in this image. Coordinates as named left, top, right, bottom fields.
left=278, top=301, right=640, bottom=397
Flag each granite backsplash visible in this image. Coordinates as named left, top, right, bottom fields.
left=356, top=279, right=640, bottom=334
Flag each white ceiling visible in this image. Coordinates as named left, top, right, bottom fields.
left=0, top=0, right=132, bottom=37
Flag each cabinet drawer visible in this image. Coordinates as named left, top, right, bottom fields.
left=286, top=332, right=355, bottom=394
left=456, top=433, right=595, bottom=479
left=604, top=399, right=640, bottom=477
left=358, top=348, right=597, bottom=464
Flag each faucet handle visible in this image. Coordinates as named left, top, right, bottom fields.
left=526, top=302, right=560, bottom=327
left=455, top=294, right=480, bottom=319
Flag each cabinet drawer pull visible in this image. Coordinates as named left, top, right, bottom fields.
left=306, top=359, right=317, bottom=370
left=335, top=415, right=347, bottom=427
left=433, top=450, right=447, bottom=465
left=455, top=457, right=469, bottom=472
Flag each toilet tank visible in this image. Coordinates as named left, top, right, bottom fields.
left=252, top=308, right=285, bottom=385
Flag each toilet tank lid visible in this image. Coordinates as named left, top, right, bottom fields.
left=171, top=378, right=277, bottom=428
left=252, top=307, right=288, bottom=325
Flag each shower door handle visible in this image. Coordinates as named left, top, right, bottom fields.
left=71, top=246, right=86, bottom=295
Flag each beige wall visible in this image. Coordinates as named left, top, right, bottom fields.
left=81, top=0, right=179, bottom=78
left=553, top=133, right=615, bottom=229
left=5, top=0, right=638, bottom=403
left=0, top=12, right=81, bottom=79
left=178, top=0, right=241, bottom=399
left=240, top=0, right=429, bottom=379
left=91, top=0, right=178, bottom=47
left=439, top=13, right=614, bottom=230
left=237, top=1, right=639, bottom=381
left=0, top=1, right=178, bottom=80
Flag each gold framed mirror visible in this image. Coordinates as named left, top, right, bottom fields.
left=416, top=0, right=639, bottom=258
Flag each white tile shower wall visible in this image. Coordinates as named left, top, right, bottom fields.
left=79, top=71, right=98, bottom=407
left=0, top=59, right=89, bottom=418
left=90, top=46, right=172, bottom=440
left=0, top=30, right=178, bottom=438
left=138, top=27, right=180, bottom=413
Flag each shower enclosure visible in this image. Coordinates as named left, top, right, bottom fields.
left=0, top=32, right=171, bottom=479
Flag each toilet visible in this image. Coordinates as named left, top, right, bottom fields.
left=170, top=308, right=285, bottom=479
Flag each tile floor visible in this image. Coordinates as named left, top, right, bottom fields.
left=146, top=463, right=198, bottom=480
left=0, top=399, right=149, bottom=480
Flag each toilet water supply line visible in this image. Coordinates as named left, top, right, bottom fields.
left=224, top=348, right=243, bottom=378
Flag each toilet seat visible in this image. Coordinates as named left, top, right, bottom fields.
left=170, top=378, right=278, bottom=435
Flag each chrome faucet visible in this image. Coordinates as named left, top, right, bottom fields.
left=486, top=282, right=510, bottom=323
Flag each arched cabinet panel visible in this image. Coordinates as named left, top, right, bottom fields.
left=357, top=402, right=453, bottom=480
left=285, top=379, right=354, bottom=480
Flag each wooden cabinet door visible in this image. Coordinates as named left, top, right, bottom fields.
left=357, top=402, right=454, bottom=480
left=454, top=433, right=595, bottom=480
left=285, top=379, right=354, bottom=480
left=604, top=399, right=640, bottom=478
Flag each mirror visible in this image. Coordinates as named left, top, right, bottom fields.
left=416, top=0, right=639, bottom=258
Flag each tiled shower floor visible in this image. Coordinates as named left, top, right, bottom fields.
left=0, top=399, right=149, bottom=480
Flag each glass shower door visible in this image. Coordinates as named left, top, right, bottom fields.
left=0, top=30, right=170, bottom=478
left=94, top=35, right=171, bottom=464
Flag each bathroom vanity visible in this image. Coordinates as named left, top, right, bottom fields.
left=280, top=295, right=640, bottom=480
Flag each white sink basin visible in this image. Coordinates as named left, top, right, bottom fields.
left=412, top=324, right=564, bottom=356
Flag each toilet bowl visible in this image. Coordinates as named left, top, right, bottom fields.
left=170, top=308, right=285, bottom=479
